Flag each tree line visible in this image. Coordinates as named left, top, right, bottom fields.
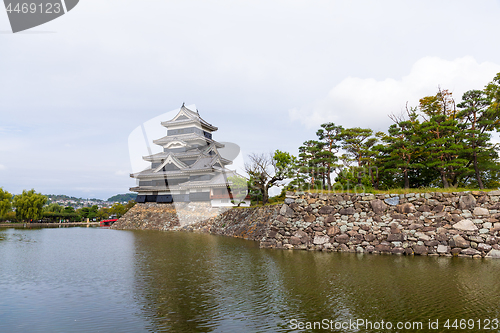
left=245, top=72, right=500, bottom=204
left=0, top=188, right=135, bottom=223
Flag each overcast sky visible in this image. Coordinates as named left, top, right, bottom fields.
left=1, top=0, right=500, bottom=199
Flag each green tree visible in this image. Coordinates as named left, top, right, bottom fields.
left=0, top=188, right=13, bottom=219
left=485, top=72, right=500, bottom=127
left=418, top=89, right=468, bottom=188
left=377, top=108, right=423, bottom=189
left=43, top=203, right=63, bottom=213
left=227, top=175, right=248, bottom=206
left=87, top=205, right=99, bottom=220
left=297, top=140, right=324, bottom=189
left=125, top=200, right=136, bottom=211
left=64, top=206, right=75, bottom=213
left=97, top=207, right=111, bottom=220
left=339, top=127, right=378, bottom=187
left=12, top=189, right=47, bottom=222
left=110, top=203, right=126, bottom=218
left=77, top=207, right=90, bottom=219
left=457, top=89, right=498, bottom=189
left=315, top=122, right=343, bottom=189
left=245, top=150, right=296, bottom=205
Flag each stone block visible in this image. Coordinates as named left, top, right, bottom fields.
left=473, top=207, right=489, bottom=216
left=384, top=197, right=400, bottom=206
left=459, top=194, right=476, bottom=210
left=375, top=244, right=391, bottom=253
left=289, top=236, right=302, bottom=245
left=387, top=233, right=405, bottom=242
left=304, top=214, right=316, bottom=223
left=412, top=245, right=428, bottom=255
left=294, top=230, right=308, bottom=238
left=452, top=219, right=478, bottom=231
left=478, top=243, right=492, bottom=252
left=280, top=204, right=294, bottom=217
left=396, top=203, right=416, bottom=214
left=450, top=235, right=470, bottom=248
left=418, top=205, right=431, bottom=212
left=339, top=207, right=356, bottom=215
left=433, top=205, right=444, bottom=213
left=370, top=199, right=387, bottom=214
left=437, top=245, right=449, bottom=253
left=424, top=240, right=439, bottom=247
left=313, top=235, right=330, bottom=245
left=335, top=234, right=349, bottom=244
left=364, top=234, right=376, bottom=242
left=485, top=249, right=500, bottom=258
left=339, top=244, right=349, bottom=252
left=391, top=247, right=405, bottom=254
left=318, top=205, right=335, bottom=215
left=461, top=248, right=481, bottom=256
left=327, top=226, right=340, bottom=236
left=415, top=232, right=430, bottom=241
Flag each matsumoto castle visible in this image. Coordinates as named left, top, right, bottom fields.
left=130, top=105, right=250, bottom=207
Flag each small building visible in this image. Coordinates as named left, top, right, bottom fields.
left=130, top=104, right=249, bottom=207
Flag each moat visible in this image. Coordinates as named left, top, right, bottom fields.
left=1, top=227, right=500, bottom=332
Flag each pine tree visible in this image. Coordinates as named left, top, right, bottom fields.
left=298, top=140, right=324, bottom=190
left=315, top=123, right=343, bottom=190
left=485, top=73, right=500, bottom=125
left=376, top=107, right=423, bottom=189
left=457, top=89, right=497, bottom=189
left=340, top=127, right=378, bottom=187
left=418, top=89, right=468, bottom=188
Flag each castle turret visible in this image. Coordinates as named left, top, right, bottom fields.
left=130, top=105, right=248, bottom=206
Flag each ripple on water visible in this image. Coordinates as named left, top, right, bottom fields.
left=2, top=229, right=500, bottom=333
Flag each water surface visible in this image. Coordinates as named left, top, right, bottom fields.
left=1, top=227, right=499, bottom=332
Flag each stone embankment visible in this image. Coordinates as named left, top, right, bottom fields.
left=113, top=191, right=500, bottom=258
left=262, top=191, right=500, bottom=258
left=112, top=202, right=277, bottom=242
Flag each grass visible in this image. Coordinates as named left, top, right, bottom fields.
left=229, top=186, right=500, bottom=209
left=371, top=188, right=495, bottom=194
left=233, top=202, right=283, bottom=209
left=301, top=187, right=497, bottom=195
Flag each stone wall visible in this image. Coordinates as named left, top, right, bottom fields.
left=261, top=191, right=500, bottom=258
left=112, top=202, right=277, bottom=242
left=113, top=191, right=500, bottom=258
left=112, top=202, right=225, bottom=230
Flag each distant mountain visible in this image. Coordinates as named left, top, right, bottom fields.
left=107, top=193, right=137, bottom=202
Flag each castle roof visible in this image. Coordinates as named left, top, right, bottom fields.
left=161, top=105, right=218, bottom=131
left=132, top=153, right=230, bottom=179
left=129, top=170, right=240, bottom=192
left=142, top=144, right=231, bottom=165
left=152, top=132, right=224, bottom=148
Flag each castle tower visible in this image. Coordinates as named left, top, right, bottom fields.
left=130, top=105, right=248, bottom=207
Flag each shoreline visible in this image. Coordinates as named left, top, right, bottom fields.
left=0, top=222, right=100, bottom=228
left=112, top=191, right=500, bottom=259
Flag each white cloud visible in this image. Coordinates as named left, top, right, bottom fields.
left=115, top=170, right=130, bottom=176
left=289, top=56, right=500, bottom=131
left=0, top=164, right=6, bottom=170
